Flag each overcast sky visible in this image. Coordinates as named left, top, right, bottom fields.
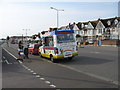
left=0, top=0, right=119, bottom=39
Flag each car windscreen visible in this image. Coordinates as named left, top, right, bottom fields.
left=57, top=34, right=75, bottom=43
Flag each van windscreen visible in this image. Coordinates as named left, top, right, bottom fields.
left=57, top=34, right=75, bottom=43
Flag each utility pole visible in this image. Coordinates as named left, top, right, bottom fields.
left=22, top=29, right=30, bottom=42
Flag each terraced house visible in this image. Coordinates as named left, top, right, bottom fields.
left=59, top=17, right=120, bottom=46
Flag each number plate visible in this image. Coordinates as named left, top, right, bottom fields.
left=64, top=52, right=72, bottom=57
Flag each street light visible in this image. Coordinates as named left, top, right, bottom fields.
left=22, top=29, right=30, bottom=42
left=50, top=7, right=64, bottom=29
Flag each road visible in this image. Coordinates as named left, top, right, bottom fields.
left=9, top=44, right=119, bottom=84
left=1, top=43, right=119, bottom=89
left=61, top=46, right=118, bottom=84
left=0, top=46, right=2, bottom=90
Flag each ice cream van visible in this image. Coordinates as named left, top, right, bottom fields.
left=39, top=30, right=78, bottom=62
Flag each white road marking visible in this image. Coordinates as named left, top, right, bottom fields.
left=30, top=70, right=34, bottom=72
left=3, top=48, right=18, bottom=59
left=24, top=67, right=29, bottom=69
left=33, top=73, right=37, bottom=75
left=3, top=56, right=5, bottom=59
left=28, top=69, right=31, bottom=71
left=5, top=60, right=12, bottom=64
left=18, top=60, right=23, bottom=64
left=22, top=66, right=28, bottom=69
left=36, top=75, right=40, bottom=78
left=49, top=84, right=56, bottom=88
left=40, top=78, right=45, bottom=80
left=45, top=81, right=50, bottom=84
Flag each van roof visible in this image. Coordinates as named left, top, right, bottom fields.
left=41, top=30, right=74, bottom=37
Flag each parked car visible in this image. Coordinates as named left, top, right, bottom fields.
left=28, top=43, right=41, bottom=54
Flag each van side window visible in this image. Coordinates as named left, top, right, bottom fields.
left=44, top=36, right=54, bottom=46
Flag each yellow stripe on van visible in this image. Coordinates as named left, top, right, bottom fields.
left=41, top=53, right=50, bottom=58
left=72, top=52, right=78, bottom=56
left=53, top=55, right=64, bottom=59
left=41, top=52, right=78, bottom=59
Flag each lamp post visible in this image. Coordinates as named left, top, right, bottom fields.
left=50, top=7, right=64, bottom=29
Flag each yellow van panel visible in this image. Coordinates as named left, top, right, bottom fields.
left=41, top=52, right=78, bottom=59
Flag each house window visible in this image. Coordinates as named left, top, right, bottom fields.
left=115, top=19, right=118, bottom=25
left=93, top=30, right=96, bottom=35
left=107, top=21, right=111, bottom=26
left=98, top=29, right=102, bottom=34
left=80, top=31, right=83, bottom=35
left=90, top=30, right=93, bottom=35
left=82, top=24, right=84, bottom=28
left=103, top=28, right=105, bottom=33
left=88, top=30, right=92, bottom=35
left=84, top=30, right=87, bottom=34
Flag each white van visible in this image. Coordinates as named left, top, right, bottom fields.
left=39, top=30, right=78, bottom=62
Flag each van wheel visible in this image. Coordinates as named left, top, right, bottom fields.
left=68, top=57, right=73, bottom=60
left=50, top=56, right=56, bottom=63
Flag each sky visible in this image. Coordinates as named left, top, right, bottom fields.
left=0, top=0, right=119, bottom=39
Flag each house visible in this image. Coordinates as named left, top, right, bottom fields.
left=110, top=17, right=120, bottom=40
left=79, top=22, right=89, bottom=42
left=72, top=22, right=80, bottom=35
left=117, top=18, right=120, bottom=40
left=87, top=20, right=98, bottom=43
left=95, top=18, right=106, bottom=40
left=58, top=26, right=67, bottom=30
left=57, top=16, right=120, bottom=46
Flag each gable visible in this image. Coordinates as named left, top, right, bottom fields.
left=96, top=21, right=105, bottom=29
left=87, top=22, right=94, bottom=29
left=73, top=24, right=79, bottom=30
left=117, top=22, right=120, bottom=28
left=114, top=19, right=118, bottom=25
left=66, top=26, right=71, bottom=30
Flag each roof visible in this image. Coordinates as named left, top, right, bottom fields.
left=110, top=17, right=120, bottom=27
left=100, top=17, right=116, bottom=28
left=68, top=17, right=120, bottom=30
left=68, top=23, right=76, bottom=30
left=76, top=22, right=82, bottom=30
left=89, top=20, right=99, bottom=28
